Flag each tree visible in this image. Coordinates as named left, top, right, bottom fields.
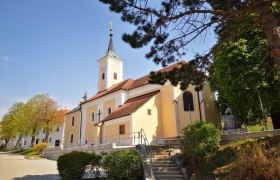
left=9, top=102, right=31, bottom=149
left=0, top=113, right=17, bottom=149
left=99, top=0, right=280, bottom=90
left=26, top=94, right=63, bottom=146
left=210, top=28, right=280, bottom=127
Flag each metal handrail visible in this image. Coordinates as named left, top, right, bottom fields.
left=140, top=129, right=154, bottom=165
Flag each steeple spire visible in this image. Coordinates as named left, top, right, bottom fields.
left=106, top=22, right=118, bottom=58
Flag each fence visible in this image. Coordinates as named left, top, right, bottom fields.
left=64, top=132, right=140, bottom=149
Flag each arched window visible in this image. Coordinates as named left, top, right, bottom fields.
left=72, top=116, right=75, bottom=126
left=114, top=72, right=117, bottom=80
left=183, top=91, right=194, bottom=111
left=91, top=112, right=95, bottom=122
left=102, top=73, right=105, bottom=80
left=107, top=107, right=112, bottom=116
left=70, top=134, right=73, bottom=143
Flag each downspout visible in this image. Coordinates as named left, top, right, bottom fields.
left=172, top=87, right=180, bottom=137
left=79, top=104, right=83, bottom=146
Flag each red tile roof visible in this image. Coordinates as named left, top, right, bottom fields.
left=102, top=90, right=160, bottom=122
left=82, top=61, right=186, bottom=104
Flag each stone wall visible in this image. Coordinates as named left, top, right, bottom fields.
left=221, top=129, right=280, bottom=144
left=42, top=143, right=135, bottom=160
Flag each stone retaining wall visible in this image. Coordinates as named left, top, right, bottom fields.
left=221, top=129, right=280, bottom=144
left=42, top=143, right=135, bottom=160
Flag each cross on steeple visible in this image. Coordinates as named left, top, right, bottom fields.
left=97, top=109, right=102, bottom=122
left=110, top=21, right=113, bottom=36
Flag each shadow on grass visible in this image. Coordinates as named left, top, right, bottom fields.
left=13, top=174, right=60, bottom=180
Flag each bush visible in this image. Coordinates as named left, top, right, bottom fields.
left=32, top=142, right=48, bottom=154
left=182, top=121, right=220, bottom=163
left=57, top=151, right=102, bottom=180
left=224, top=143, right=280, bottom=179
left=102, top=150, right=142, bottom=180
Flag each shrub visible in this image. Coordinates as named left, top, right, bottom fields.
left=182, top=121, right=221, bottom=163
left=32, top=142, right=48, bottom=154
left=57, top=151, right=101, bottom=180
left=224, top=143, right=280, bottom=179
left=102, top=150, right=142, bottom=180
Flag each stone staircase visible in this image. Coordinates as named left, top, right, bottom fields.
left=151, top=145, right=184, bottom=180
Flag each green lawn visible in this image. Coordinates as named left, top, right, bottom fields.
left=7, top=148, right=42, bottom=159
left=244, top=118, right=274, bottom=132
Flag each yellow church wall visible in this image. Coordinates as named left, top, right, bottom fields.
left=132, top=94, right=162, bottom=142
left=103, top=99, right=115, bottom=119
left=159, top=85, right=178, bottom=138
left=104, top=117, right=131, bottom=145
left=202, top=84, right=221, bottom=128
left=176, top=85, right=201, bottom=135
left=63, top=111, right=81, bottom=148
left=85, top=105, right=99, bottom=144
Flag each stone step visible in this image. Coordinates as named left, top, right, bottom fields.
left=153, top=154, right=170, bottom=158
left=154, top=160, right=176, bottom=164
left=155, top=174, right=184, bottom=179
left=153, top=167, right=179, bottom=171
left=153, top=159, right=174, bottom=163
left=153, top=164, right=177, bottom=167
left=154, top=161, right=175, bottom=165
left=154, top=171, right=181, bottom=175
left=153, top=150, right=170, bottom=155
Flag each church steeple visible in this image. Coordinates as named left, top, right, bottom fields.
left=97, top=23, right=123, bottom=92
left=106, top=22, right=118, bottom=58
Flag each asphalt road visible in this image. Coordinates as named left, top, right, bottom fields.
left=0, top=152, right=60, bottom=180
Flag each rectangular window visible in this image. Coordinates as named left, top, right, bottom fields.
left=36, top=139, right=39, bottom=144
left=56, top=127, right=59, bottom=132
left=49, top=138, right=52, bottom=143
left=147, top=109, right=152, bottom=115
left=55, top=140, right=60, bottom=147
left=119, top=125, right=125, bottom=135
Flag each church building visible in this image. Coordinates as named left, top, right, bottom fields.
left=63, top=28, right=219, bottom=148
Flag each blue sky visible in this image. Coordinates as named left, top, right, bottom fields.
left=0, top=0, right=217, bottom=119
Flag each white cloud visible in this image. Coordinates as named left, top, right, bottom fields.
left=0, top=56, right=13, bottom=62
left=0, top=56, right=14, bottom=63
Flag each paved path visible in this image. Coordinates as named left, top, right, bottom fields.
left=0, top=152, right=60, bottom=180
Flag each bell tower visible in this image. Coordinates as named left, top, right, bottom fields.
left=98, top=23, right=123, bottom=92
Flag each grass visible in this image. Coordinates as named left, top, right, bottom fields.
left=245, top=118, right=274, bottom=132
left=7, top=148, right=42, bottom=159
left=195, top=135, right=280, bottom=179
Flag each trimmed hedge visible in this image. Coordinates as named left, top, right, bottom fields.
left=57, top=151, right=100, bottom=180
left=102, top=150, right=142, bottom=180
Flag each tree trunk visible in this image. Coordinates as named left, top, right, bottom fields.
left=4, top=138, right=9, bottom=150
left=45, top=130, right=49, bottom=143
left=31, top=128, right=36, bottom=147
left=15, top=136, right=22, bottom=149
left=254, top=0, right=280, bottom=70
